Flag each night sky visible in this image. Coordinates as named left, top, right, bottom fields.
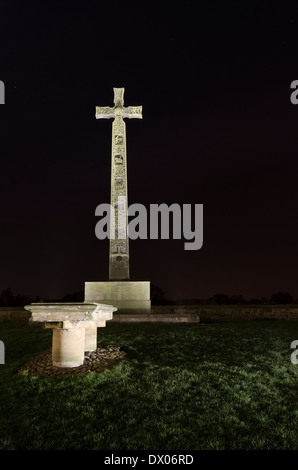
left=1, top=1, right=298, bottom=301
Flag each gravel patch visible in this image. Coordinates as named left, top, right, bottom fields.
left=17, top=345, right=126, bottom=377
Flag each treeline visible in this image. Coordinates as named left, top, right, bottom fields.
left=0, top=288, right=84, bottom=307
left=0, top=288, right=33, bottom=307
left=0, top=287, right=297, bottom=307
left=174, top=292, right=297, bottom=305
left=150, top=284, right=298, bottom=305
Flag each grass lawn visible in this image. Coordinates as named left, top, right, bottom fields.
left=0, top=320, right=298, bottom=450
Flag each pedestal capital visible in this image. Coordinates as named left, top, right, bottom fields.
left=24, top=302, right=117, bottom=324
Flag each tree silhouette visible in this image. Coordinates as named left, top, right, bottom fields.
left=0, top=288, right=15, bottom=306
left=212, top=293, right=230, bottom=305
left=150, top=283, right=168, bottom=305
left=271, top=292, right=293, bottom=304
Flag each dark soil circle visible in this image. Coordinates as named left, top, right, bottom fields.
left=17, top=345, right=126, bottom=377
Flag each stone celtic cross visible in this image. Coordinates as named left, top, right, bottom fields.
left=96, top=88, right=142, bottom=281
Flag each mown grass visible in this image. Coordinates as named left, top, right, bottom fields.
left=0, top=320, right=298, bottom=450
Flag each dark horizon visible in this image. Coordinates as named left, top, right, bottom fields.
left=0, top=285, right=297, bottom=308
left=0, top=2, right=298, bottom=301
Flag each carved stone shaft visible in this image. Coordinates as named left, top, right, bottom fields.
left=96, top=88, right=142, bottom=281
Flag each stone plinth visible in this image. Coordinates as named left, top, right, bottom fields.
left=84, top=281, right=151, bottom=314
left=52, top=326, right=85, bottom=367
left=24, top=302, right=117, bottom=368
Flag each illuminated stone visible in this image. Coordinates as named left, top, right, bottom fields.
left=95, top=87, right=142, bottom=281
left=25, top=302, right=117, bottom=367
left=92, top=88, right=151, bottom=313
left=85, top=281, right=151, bottom=314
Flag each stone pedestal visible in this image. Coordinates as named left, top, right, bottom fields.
left=52, top=326, right=85, bottom=367
left=24, top=302, right=117, bottom=368
left=84, top=281, right=151, bottom=314
left=84, top=320, right=98, bottom=352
